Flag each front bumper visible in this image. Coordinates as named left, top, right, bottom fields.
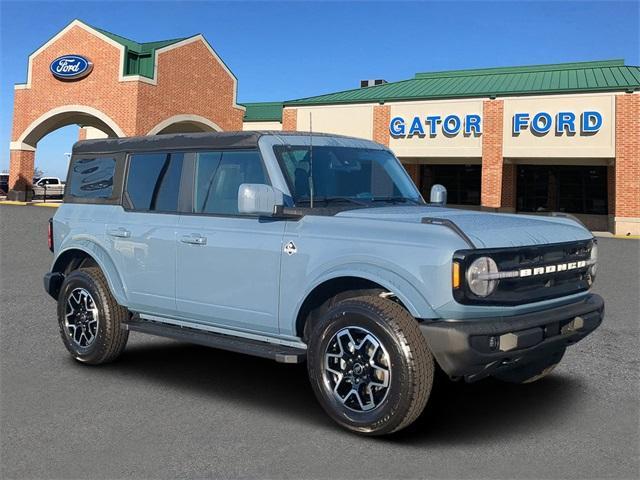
left=420, top=294, right=604, bottom=382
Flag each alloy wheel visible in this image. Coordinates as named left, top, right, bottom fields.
left=64, top=287, right=99, bottom=348
left=323, top=326, right=391, bottom=412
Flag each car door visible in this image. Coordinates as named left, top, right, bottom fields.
left=175, top=150, right=285, bottom=335
left=106, top=151, right=185, bottom=317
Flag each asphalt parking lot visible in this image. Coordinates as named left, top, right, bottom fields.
left=1, top=204, right=638, bottom=480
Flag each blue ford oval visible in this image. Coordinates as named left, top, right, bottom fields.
left=50, top=55, right=93, bottom=80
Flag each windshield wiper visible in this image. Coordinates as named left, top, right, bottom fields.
left=370, top=197, right=422, bottom=205
left=297, top=196, right=371, bottom=207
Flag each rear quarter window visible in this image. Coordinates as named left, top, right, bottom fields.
left=68, top=157, right=116, bottom=198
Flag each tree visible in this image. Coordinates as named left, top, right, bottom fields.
left=34, top=166, right=44, bottom=178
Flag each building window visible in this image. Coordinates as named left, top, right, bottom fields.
left=419, top=164, right=481, bottom=205
left=516, top=165, right=608, bottom=215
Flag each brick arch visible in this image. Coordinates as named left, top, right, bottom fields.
left=14, top=104, right=126, bottom=150
left=8, top=105, right=126, bottom=199
left=146, top=114, right=222, bottom=135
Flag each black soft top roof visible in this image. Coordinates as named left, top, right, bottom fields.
left=72, top=131, right=363, bottom=155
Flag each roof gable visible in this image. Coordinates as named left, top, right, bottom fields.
left=91, top=25, right=189, bottom=79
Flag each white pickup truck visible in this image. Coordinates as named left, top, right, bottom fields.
left=32, top=177, right=65, bottom=198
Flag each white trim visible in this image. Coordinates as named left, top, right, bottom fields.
left=9, top=142, right=36, bottom=152
left=283, top=102, right=380, bottom=110
left=14, top=20, right=245, bottom=111
left=119, top=75, right=156, bottom=85
left=16, top=104, right=126, bottom=147
left=146, top=114, right=222, bottom=135
left=138, top=313, right=307, bottom=349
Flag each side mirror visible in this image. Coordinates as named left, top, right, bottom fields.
left=430, top=184, right=447, bottom=206
left=238, top=183, right=284, bottom=216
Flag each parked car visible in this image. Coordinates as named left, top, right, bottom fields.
left=0, top=174, right=8, bottom=196
left=32, top=176, right=65, bottom=198
left=43, top=132, right=603, bottom=435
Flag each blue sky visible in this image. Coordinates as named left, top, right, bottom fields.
left=1, top=0, right=638, bottom=178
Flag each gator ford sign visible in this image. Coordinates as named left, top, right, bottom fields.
left=512, top=111, right=602, bottom=135
left=50, top=55, right=93, bottom=80
left=390, top=114, right=482, bottom=137
left=390, top=110, right=603, bottom=138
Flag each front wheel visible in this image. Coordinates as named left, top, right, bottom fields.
left=307, top=295, right=434, bottom=435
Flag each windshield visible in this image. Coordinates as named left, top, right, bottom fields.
left=273, top=145, right=423, bottom=206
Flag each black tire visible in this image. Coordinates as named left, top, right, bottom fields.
left=307, top=295, right=434, bottom=435
left=57, top=267, right=129, bottom=364
left=493, top=349, right=565, bottom=384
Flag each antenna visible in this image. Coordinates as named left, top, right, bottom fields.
left=308, top=112, right=315, bottom=209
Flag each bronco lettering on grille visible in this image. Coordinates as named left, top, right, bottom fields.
left=519, top=260, right=587, bottom=277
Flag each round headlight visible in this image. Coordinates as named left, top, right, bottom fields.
left=466, top=256, right=499, bottom=297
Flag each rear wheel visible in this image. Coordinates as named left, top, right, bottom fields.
left=493, top=349, right=565, bottom=384
left=307, top=295, right=434, bottom=435
left=57, top=267, right=129, bottom=364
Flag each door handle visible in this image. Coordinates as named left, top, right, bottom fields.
left=107, top=227, right=131, bottom=238
left=180, top=234, right=207, bottom=245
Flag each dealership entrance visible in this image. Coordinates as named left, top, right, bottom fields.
left=419, top=163, right=482, bottom=208
left=411, top=159, right=612, bottom=231
left=8, top=19, right=245, bottom=200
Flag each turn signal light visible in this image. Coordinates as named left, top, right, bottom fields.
left=452, top=261, right=461, bottom=289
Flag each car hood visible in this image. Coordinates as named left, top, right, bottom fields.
left=335, top=206, right=593, bottom=249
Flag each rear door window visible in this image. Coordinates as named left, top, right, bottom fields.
left=68, top=157, right=116, bottom=198
left=126, top=152, right=184, bottom=212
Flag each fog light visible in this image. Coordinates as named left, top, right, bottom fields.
left=561, top=316, right=585, bottom=335
left=488, top=335, right=500, bottom=351
left=499, top=333, right=519, bottom=352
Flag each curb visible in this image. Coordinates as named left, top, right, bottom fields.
left=32, top=203, right=60, bottom=208
left=593, top=231, right=640, bottom=240
left=0, top=200, right=60, bottom=208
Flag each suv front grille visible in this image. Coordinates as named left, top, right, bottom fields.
left=453, top=239, right=594, bottom=306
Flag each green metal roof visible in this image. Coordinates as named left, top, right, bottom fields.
left=242, top=102, right=283, bottom=122
left=285, top=60, right=640, bottom=106
left=91, top=24, right=189, bottom=79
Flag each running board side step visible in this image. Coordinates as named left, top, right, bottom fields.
left=124, top=317, right=306, bottom=364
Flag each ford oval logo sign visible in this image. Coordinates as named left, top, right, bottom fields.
left=50, top=55, right=93, bottom=80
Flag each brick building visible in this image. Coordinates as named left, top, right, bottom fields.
left=8, top=20, right=640, bottom=234
left=8, top=20, right=244, bottom=199
left=244, top=61, right=640, bottom=235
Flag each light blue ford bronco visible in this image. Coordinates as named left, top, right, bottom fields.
left=44, top=131, right=603, bottom=435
